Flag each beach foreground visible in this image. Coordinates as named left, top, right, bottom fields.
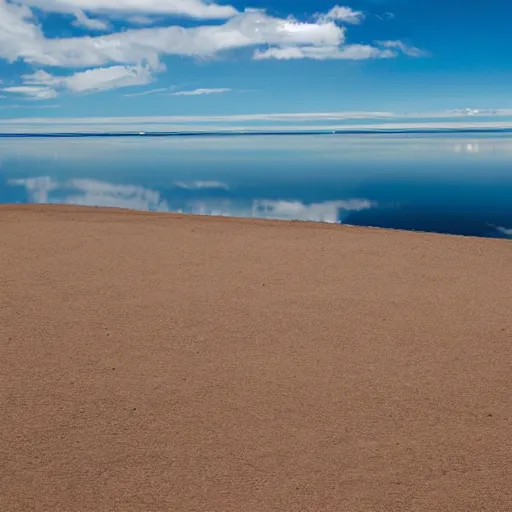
left=1, top=205, right=511, bottom=512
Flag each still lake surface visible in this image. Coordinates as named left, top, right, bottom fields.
left=1, top=133, right=511, bottom=238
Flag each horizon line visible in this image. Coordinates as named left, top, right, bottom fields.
left=2, top=127, right=512, bottom=138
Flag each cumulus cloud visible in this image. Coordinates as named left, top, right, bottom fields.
left=0, top=1, right=426, bottom=97
left=0, top=6, right=342, bottom=68
left=0, top=1, right=41, bottom=63
left=12, top=0, right=239, bottom=20
left=0, top=2, right=417, bottom=67
left=170, top=88, right=232, bottom=96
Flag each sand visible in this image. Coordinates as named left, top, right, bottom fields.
left=1, top=204, right=511, bottom=512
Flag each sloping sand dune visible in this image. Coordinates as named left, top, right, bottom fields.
left=1, top=205, right=511, bottom=511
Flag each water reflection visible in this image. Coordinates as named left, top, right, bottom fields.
left=8, top=177, right=169, bottom=212
left=7, top=176, right=373, bottom=223
left=1, top=134, right=511, bottom=238
left=454, top=143, right=480, bottom=153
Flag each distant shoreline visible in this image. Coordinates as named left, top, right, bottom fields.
left=2, top=127, right=512, bottom=138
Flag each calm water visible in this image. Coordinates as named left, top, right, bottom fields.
left=1, top=133, right=511, bottom=238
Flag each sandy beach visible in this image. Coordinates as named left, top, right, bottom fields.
left=1, top=204, right=511, bottom=512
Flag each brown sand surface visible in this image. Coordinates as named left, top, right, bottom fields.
left=1, top=205, right=511, bottom=512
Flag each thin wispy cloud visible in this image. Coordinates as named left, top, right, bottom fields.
left=124, top=88, right=169, bottom=97
left=2, top=108, right=509, bottom=127
left=0, top=104, right=60, bottom=110
left=4, top=65, right=155, bottom=99
left=315, top=6, right=365, bottom=24
left=2, top=85, right=58, bottom=100
left=170, top=88, right=232, bottom=96
left=377, top=40, right=430, bottom=58
left=2, top=118, right=512, bottom=134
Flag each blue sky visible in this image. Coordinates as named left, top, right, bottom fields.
left=1, top=0, right=512, bottom=131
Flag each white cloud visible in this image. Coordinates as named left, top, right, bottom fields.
left=72, top=10, right=111, bottom=30
left=170, top=88, right=232, bottom=96
left=4, top=65, right=154, bottom=98
left=253, top=38, right=429, bottom=61
left=2, top=111, right=512, bottom=133
left=0, top=111, right=398, bottom=127
left=2, top=85, right=58, bottom=100
left=64, top=65, right=153, bottom=92
left=0, top=1, right=426, bottom=98
left=377, top=40, right=429, bottom=57
left=127, top=15, right=155, bottom=25
left=0, top=6, right=345, bottom=69
left=1, top=108, right=512, bottom=133
left=0, top=1, right=42, bottom=63
left=376, top=12, right=395, bottom=21
left=0, top=4, right=410, bottom=69
left=254, top=44, right=394, bottom=60
left=316, top=6, right=365, bottom=24
left=12, top=0, right=239, bottom=20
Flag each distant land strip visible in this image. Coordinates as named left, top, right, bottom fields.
left=1, top=128, right=512, bottom=138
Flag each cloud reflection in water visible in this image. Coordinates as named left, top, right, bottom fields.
left=8, top=176, right=374, bottom=223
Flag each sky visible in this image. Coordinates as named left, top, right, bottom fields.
left=1, top=0, right=512, bottom=131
